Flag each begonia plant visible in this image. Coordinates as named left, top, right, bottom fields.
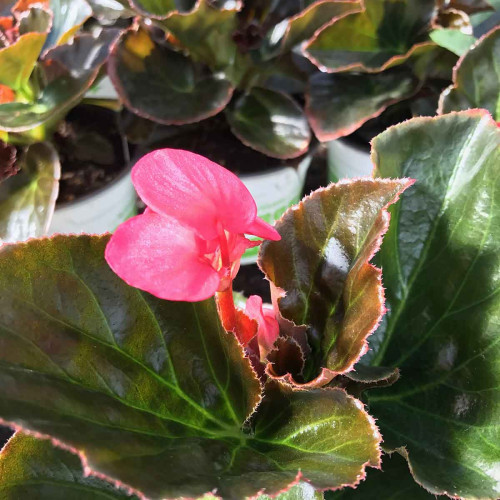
left=0, top=109, right=498, bottom=500
left=303, top=0, right=493, bottom=141
left=0, top=0, right=118, bottom=243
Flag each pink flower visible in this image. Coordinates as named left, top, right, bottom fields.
left=105, top=149, right=280, bottom=301
left=245, top=295, right=280, bottom=360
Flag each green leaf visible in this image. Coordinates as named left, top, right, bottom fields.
left=0, top=142, right=60, bottom=243
left=325, top=453, right=435, bottom=499
left=264, top=0, right=361, bottom=57
left=18, top=6, right=52, bottom=36
left=128, top=0, right=177, bottom=17
left=368, top=110, right=500, bottom=499
left=439, top=26, right=500, bottom=120
left=0, top=432, right=137, bottom=499
left=259, top=178, right=411, bottom=384
left=0, top=432, right=323, bottom=499
left=159, top=0, right=240, bottom=71
left=0, top=30, right=118, bottom=131
left=226, top=87, right=311, bottom=159
left=0, top=32, right=48, bottom=91
left=306, top=69, right=418, bottom=141
left=108, top=27, right=234, bottom=125
left=44, top=0, right=93, bottom=48
left=429, top=28, right=476, bottom=56
left=0, top=235, right=381, bottom=499
left=304, top=0, right=436, bottom=72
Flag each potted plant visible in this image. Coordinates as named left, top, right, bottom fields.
left=302, top=0, right=497, bottom=180
left=0, top=0, right=130, bottom=243
left=0, top=108, right=497, bottom=499
left=106, top=0, right=376, bottom=263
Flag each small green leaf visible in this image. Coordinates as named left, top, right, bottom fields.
left=325, top=453, right=435, bottom=499
left=368, top=110, right=500, bottom=499
left=0, top=30, right=118, bottom=131
left=0, top=235, right=381, bottom=499
left=18, top=6, right=52, bottom=36
left=0, top=32, right=47, bottom=91
left=108, top=27, right=234, bottom=125
left=259, top=178, right=411, bottom=383
left=226, top=87, right=311, bottom=159
left=429, top=28, right=476, bottom=56
left=159, top=0, right=240, bottom=71
left=439, top=26, right=500, bottom=119
left=306, top=69, right=418, bottom=141
left=44, top=0, right=93, bottom=48
left=264, top=0, right=361, bottom=57
left=304, top=0, right=436, bottom=72
left=0, top=142, right=60, bottom=243
left=0, top=433, right=137, bottom=499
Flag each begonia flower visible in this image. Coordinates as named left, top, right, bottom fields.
left=105, top=149, right=280, bottom=302
left=245, top=295, right=280, bottom=361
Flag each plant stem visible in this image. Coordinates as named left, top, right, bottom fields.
left=216, top=284, right=237, bottom=333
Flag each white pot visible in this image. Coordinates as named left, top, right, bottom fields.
left=327, top=138, right=373, bottom=181
left=240, top=155, right=311, bottom=265
left=49, top=170, right=136, bottom=235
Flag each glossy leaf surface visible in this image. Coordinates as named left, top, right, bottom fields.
left=266, top=0, right=361, bottom=56
left=160, top=0, right=240, bottom=70
left=0, top=30, right=118, bottom=131
left=108, top=27, right=233, bottom=125
left=304, top=0, right=436, bottom=72
left=443, top=0, right=494, bottom=14
left=128, top=0, right=177, bottom=17
left=307, top=70, right=418, bottom=141
left=226, top=87, right=311, bottom=159
left=43, top=0, right=92, bottom=48
left=0, top=142, right=59, bottom=243
left=439, top=27, right=500, bottom=119
left=429, top=28, right=476, bottom=56
left=259, top=178, right=411, bottom=382
left=326, top=453, right=434, bottom=499
left=368, top=110, right=500, bottom=499
left=0, top=235, right=381, bottom=499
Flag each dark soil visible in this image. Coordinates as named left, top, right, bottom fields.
left=54, top=104, right=129, bottom=204
left=124, top=112, right=308, bottom=175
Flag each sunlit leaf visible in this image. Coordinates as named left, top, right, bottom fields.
left=368, top=110, right=500, bottom=499
left=0, top=142, right=60, bottom=243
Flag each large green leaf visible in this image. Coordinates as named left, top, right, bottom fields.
left=439, top=26, right=500, bottom=119
left=0, top=142, right=60, bottom=243
left=304, top=0, right=436, bottom=72
left=0, top=235, right=381, bottom=499
left=326, top=453, right=435, bottom=499
left=0, top=30, right=118, bottom=131
left=226, top=87, right=311, bottom=159
left=159, top=0, right=240, bottom=71
left=259, top=178, right=411, bottom=384
left=367, top=110, right=500, bottom=499
left=44, top=0, right=93, bottom=49
left=306, top=69, right=418, bottom=141
left=108, top=27, right=234, bottom=125
left=0, top=432, right=324, bottom=499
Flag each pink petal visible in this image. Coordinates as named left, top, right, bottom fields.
left=105, top=210, right=220, bottom=302
left=132, top=149, right=258, bottom=240
left=245, top=295, right=280, bottom=359
left=245, top=216, right=281, bottom=241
